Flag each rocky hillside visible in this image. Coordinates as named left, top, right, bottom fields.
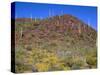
left=15, top=14, right=97, bottom=73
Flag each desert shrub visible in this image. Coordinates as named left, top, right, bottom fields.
left=63, top=56, right=74, bottom=68
left=15, top=63, right=24, bottom=73
left=72, top=58, right=84, bottom=69
left=38, top=25, right=46, bottom=31
left=15, top=48, right=25, bottom=62
left=42, top=42, right=58, bottom=51
left=35, top=63, right=50, bottom=72
left=15, top=48, right=29, bottom=73
left=62, top=56, right=85, bottom=70
left=85, top=48, right=97, bottom=68
left=49, top=42, right=58, bottom=47
left=86, top=48, right=97, bottom=57
left=86, top=56, right=97, bottom=68
left=53, top=62, right=70, bottom=71
left=25, top=48, right=71, bottom=72
left=15, top=63, right=32, bottom=73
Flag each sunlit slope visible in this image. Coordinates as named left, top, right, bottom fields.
left=15, top=14, right=97, bottom=73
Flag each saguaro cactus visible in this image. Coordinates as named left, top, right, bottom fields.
left=78, top=23, right=81, bottom=34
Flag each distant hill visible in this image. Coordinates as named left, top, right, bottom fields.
left=15, top=14, right=97, bottom=48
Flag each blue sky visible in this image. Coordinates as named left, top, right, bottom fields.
left=13, top=2, right=97, bottom=30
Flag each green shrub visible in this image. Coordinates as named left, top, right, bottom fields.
left=85, top=49, right=97, bottom=68
left=86, top=56, right=97, bottom=67
left=72, top=59, right=84, bottom=69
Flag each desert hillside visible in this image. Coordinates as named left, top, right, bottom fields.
left=14, top=14, right=97, bottom=73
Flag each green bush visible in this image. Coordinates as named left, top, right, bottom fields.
left=85, top=49, right=97, bottom=68
left=72, top=59, right=84, bottom=69
left=86, top=56, right=97, bottom=68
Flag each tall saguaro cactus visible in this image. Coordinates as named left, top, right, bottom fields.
left=30, top=14, right=33, bottom=22
left=49, top=9, right=51, bottom=17
left=20, top=27, right=23, bottom=39
left=87, top=19, right=90, bottom=31
left=78, top=23, right=81, bottom=34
